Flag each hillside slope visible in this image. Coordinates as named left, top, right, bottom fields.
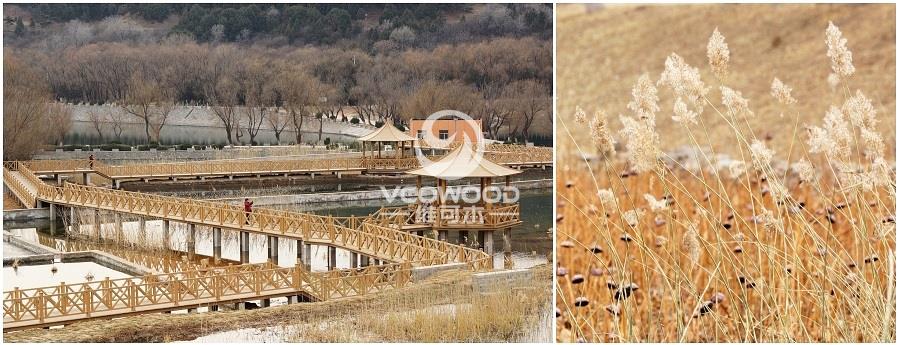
left=557, top=3, right=895, bottom=158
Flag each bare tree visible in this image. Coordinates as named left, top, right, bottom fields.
left=504, top=79, right=549, bottom=141
left=401, top=79, right=482, bottom=122
left=204, top=46, right=242, bottom=145
left=276, top=68, right=323, bottom=145
left=48, top=104, right=73, bottom=147
left=109, top=111, right=127, bottom=142
left=122, top=70, right=164, bottom=143
left=239, top=60, right=274, bottom=146
left=4, top=54, right=57, bottom=159
left=266, top=110, right=290, bottom=144
left=88, top=110, right=106, bottom=142
left=207, top=81, right=241, bottom=145
left=481, top=83, right=512, bottom=140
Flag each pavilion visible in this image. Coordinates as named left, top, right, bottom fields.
left=406, top=145, right=522, bottom=269
left=357, top=124, right=418, bottom=172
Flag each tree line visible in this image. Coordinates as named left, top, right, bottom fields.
left=10, top=4, right=551, bottom=49
left=7, top=37, right=550, bottom=150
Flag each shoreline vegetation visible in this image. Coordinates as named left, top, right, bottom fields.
left=4, top=266, right=551, bottom=343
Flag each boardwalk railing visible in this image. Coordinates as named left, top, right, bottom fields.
left=93, top=157, right=362, bottom=179
left=3, top=165, right=37, bottom=208
left=360, top=157, right=422, bottom=170
left=21, top=159, right=97, bottom=173
left=16, top=145, right=550, bottom=182
left=3, top=262, right=413, bottom=330
left=36, top=236, right=213, bottom=274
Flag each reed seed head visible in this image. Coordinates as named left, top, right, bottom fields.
left=770, top=78, right=797, bottom=105
left=825, top=21, right=855, bottom=78
left=707, top=27, right=730, bottom=79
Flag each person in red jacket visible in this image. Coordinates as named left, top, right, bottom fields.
left=244, top=198, right=254, bottom=225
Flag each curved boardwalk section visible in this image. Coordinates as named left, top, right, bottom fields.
left=2, top=161, right=490, bottom=332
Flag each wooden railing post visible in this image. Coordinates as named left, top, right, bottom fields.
left=293, top=263, right=303, bottom=290
left=171, top=279, right=180, bottom=306
left=35, top=291, right=46, bottom=322
left=129, top=281, right=137, bottom=311
left=320, top=275, right=330, bottom=301
left=83, top=286, right=93, bottom=316
left=59, top=282, right=69, bottom=314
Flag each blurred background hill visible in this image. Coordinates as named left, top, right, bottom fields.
left=557, top=3, right=895, bottom=158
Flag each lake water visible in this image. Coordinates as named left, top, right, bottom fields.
left=4, top=261, right=133, bottom=291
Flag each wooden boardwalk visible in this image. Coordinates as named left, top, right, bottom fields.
left=20, top=146, right=552, bottom=182
left=2, top=161, right=491, bottom=331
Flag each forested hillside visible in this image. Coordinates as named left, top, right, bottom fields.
left=3, top=3, right=552, bottom=158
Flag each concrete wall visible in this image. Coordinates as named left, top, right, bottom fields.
left=472, top=268, right=536, bottom=293
left=1, top=249, right=155, bottom=276
left=3, top=208, right=50, bottom=221
left=62, top=104, right=375, bottom=146
left=3, top=231, right=60, bottom=256
left=411, top=263, right=467, bottom=282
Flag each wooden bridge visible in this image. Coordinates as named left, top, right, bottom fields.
left=2, top=161, right=493, bottom=332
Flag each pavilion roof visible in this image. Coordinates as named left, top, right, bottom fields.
left=357, top=124, right=417, bottom=142
left=406, top=145, right=522, bottom=178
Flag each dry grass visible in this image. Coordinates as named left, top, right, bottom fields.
left=4, top=266, right=552, bottom=343
left=286, top=270, right=552, bottom=342
left=4, top=192, right=24, bottom=210
left=557, top=3, right=895, bottom=157
left=555, top=6, right=895, bottom=342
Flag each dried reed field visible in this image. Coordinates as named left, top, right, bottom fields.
left=555, top=5, right=896, bottom=343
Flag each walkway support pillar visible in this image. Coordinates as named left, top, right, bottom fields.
left=213, top=228, right=222, bottom=262
left=327, top=246, right=337, bottom=271
left=139, top=217, right=147, bottom=244
left=49, top=203, right=57, bottom=222
left=114, top=213, right=123, bottom=243
left=268, top=236, right=279, bottom=265
left=162, top=220, right=170, bottom=249
left=93, top=209, right=101, bottom=240
left=297, top=240, right=310, bottom=270
left=240, top=231, right=250, bottom=264
left=187, top=223, right=197, bottom=259
left=503, top=228, right=513, bottom=270
left=83, top=172, right=91, bottom=185
left=484, top=231, right=495, bottom=257
left=350, top=252, right=359, bottom=268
